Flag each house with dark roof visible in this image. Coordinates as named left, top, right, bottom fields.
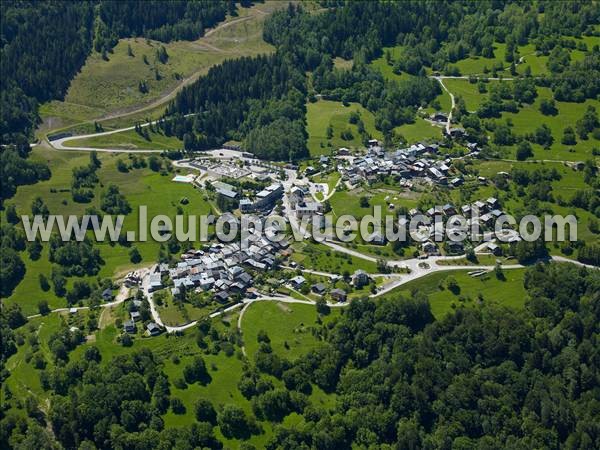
left=101, top=288, right=113, bottom=301
left=352, top=270, right=369, bottom=288
left=215, top=290, right=230, bottom=303
left=312, top=283, right=327, bottom=295
left=147, top=322, right=161, bottom=336
left=124, top=320, right=136, bottom=334
left=330, top=288, right=347, bottom=302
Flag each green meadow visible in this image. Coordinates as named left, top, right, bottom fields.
left=394, top=117, right=443, bottom=143
left=387, top=268, right=528, bottom=319
left=306, top=99, right=383, bottom=156
left=497, top=87, right=600, bottom=161
left=290, top=241, right=379, bottom=274
left=443, top=78, right=503, bottom=111
left=329, top=188, right=420, bottom=221
left=241, top=301, right=340, bottom=360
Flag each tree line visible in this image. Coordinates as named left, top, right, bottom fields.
left=164, top=54, right=309, bottom=159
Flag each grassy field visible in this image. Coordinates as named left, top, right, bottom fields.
left=443, top=78, right=503, bottom=111
left=4, top=148, right=212, bottom=315
left=333, top=57, right=353, bottom=70
left=242, top=301, right=339, bottom=360
left=370, top=46, right=415, bottom=83
left=394, top=117, right=443, bottom=143
left=156, top=297, right=214, bottom=327
left=64, top=127, right=184, bottom=151
left=291, top=241, right=379, bottom=274
left=38, top=1, right=281, bottom=136
left=452, top=42, right=507, bottom=75
left=329, top=188, right=420, bottom=220
left=306, top=99, right=383, bottom=156
left=3, top=314, right=64, bottom=405
left=387, top=268, right=528, bottom=319
left=497, top=87, right=600, bottom=161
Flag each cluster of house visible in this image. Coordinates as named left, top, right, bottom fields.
left=123, top=299, right=162, bottom=337
left=288, top=184, right=325, bottom=221
left=212, top=180, right=284, bottom=214
left=124, top=270, right=143, bottom=287
left=405, top=196, right=521, bottom=256
left=336, top=141, right=478, bottom=187
left=429, top=112, right=468, bottom=139
left=286, top=269, right=372, bottom=302
left=148, top=230, right=287, bottom=305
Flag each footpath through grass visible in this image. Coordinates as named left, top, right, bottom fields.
left=38, top=1, right=281, bottom=136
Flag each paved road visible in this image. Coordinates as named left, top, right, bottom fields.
left=49, top=114, right=196, bottom=153
left=27, top=252, right=597, bottom=332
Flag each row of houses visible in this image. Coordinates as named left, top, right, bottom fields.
left=287, top=269, right=372, bottom=301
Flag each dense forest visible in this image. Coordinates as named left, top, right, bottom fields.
left=93, top=0, right=234, bottom=53
left=0, top=1, right=94, bottom=142
left=261, top=263, right=600, bottom=449
left=2, top=263, right=598, bottom=448
left=163, top=54, right=308, bottom=159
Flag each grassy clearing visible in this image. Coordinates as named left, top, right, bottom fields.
left=242, top=301, right=339, bottom=360
left=291, top=241, right=379, bottom=274
left=306, top=99, right=383, bottom=156
left=475, top=160, right=590, bottom=191
left=497, top=87, right=600, bottom=161
left=3, top=314, right=64, bottom=403
left=443, top=78, right=502, bottom=111
left=329, top=188, right=419, bottom=221
left=64, top=127, right=183, bottom=151
left=39, top=1, right=280, bottom=135
left=387, top=268, right=528, bottom=319
left=156, top=294, right=213, bottom=327
left=452, top=43, right=507, bottom=75
left=370, top=46, right=415, bottom=83
left=394, top=117, right=443, bottom=143
left=333, top=57, right=353, bottom=70
left=517, top=40, right=597, bottom=76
